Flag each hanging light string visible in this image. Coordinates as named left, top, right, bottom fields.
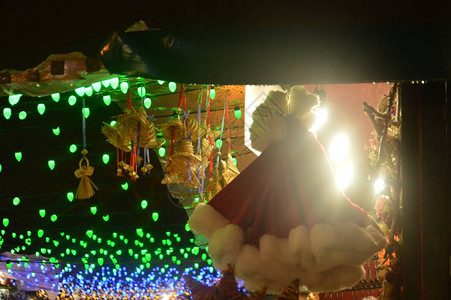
left=196, top=87, right=204, bottom=198
left=206, top=86, right=214, bottom=196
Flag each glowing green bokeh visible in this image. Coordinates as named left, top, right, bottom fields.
left=103, top=95, right=111, bottom=106
left=137, top=86, right=146, bottom=97
left=215, top=139, right=223, bottom=148
left=86, top=230, right=93, bottom=239
left=136, top=228, right=144, bottom=237
left=82, top=107, right=90, bottom=119
left=102, top=215, right=109, bottom=222
left=50, top=214, right=57, bottom=222
left=90, top=206, right=97, bottom=215
left=52, top=127, right=61, bottom=136
left=157, top=80, right=165, bottom=85
left=185, top=223, right=190, bottom=232
left=101, top=79, right=111, bottom=88
left=2, top=218, right=9, bottom=227
left=39, top=209, right=46, bottom=218
left=8, top=94, right=22, bottom=106
left=12, top=197, right=20, bottom=206
left=152, top=212, right=159, bottom=222
left=110, top=77, right=119, bottom=89
left=143, top=97, right=152, bottom=109
left=120, top=82, right=129, bottom=94
left=210, top=87, right=216, bottom=99
left=102, top=154, right=110, bottom=164
left=67, top=192, right=74, bottom=202
left=69, top=144, right=77, bottom=153
left=15, top=152, right=22, bottom=162
left=0, top=164, right=2, bottom=173
left=48, top=160, right=56, bottom=170
left=121, top=182, right=129, bottom=191
left=234, top=108, right=242, bottom=119
left=140, top=200, right=148, bottom=210
left=92, top=82, right=101, bottom=92
left=110, top=120, right=117, bottom=127
left=51, top=93, right=60, bottom=102
left=37, top=229, right=44, bottom=238
left=158, top=147, right=166, bottom=157
left=68, top=95, right=77, bottom=106
left=37, top=103, right=46, bottom=115
left=18, top=111, right=27, bottom=120
left=168, top=82, right=176, bottom=92
left=3, top=108, right=12, bottom=120
left=75, top=87, right=85, bottom=97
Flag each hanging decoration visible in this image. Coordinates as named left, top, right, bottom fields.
left=189, top=86, right=387, bottom=293
left=74, top=97, right=98, bottom=199
left=102, top=91, right=161, bottom=180
left=363, top=83, right=402, bottom=299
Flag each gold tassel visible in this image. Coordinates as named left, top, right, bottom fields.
left=74, top=150, right=98, bottom=199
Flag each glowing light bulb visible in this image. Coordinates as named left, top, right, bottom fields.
left=13, top=197, right=20, bottom=206
left=234, top=107, right=242, bottom=119
left=102, top=154, right=110, bottom=164
left=67, top=192, right=74, bottom=202
left=157, top=80, right=165, bottom=85
left=158, top=147, right=166, bottom=157
left=103, top=95, right=111, bottom=106
left=210, top=87, right=216, bottom=99
left=82, top=107, right=90, bottom=119
left=69, top=144, right=77, bottom=153
left=92, top=82, right=101, bottom=92
left=51, top=93, right=60, bottom=102
left=121, top=182, right=129, bottom=191
left=68, top=95, right=77, bottom=106
left=3, top=218, right=9, bottom=227
left=329, top=134, right=350, bottom=162
left=18, top=111, right=27, bottom=120
left=48, top=160, right=56, bottom=170
left=74, top=87, right=85, bottom=97
left=168, top=82, right=176, bottom=92
left=120, top=82, right=129, bottom=94
left=141, top=200, right=148, bottom=210
left=232, top=157, right=238, bottom=165
left=3, top=108, right=12, bottom=119
left=374, top=178, right=386, bottom=194
left=215, top=139, right=223, bottom=148
left=110, top=120, right=117, bottom=127
left=39, top=209, right=46, bottom=218
left=137, top=86, right=146, bottom=97
left=50, top=214, right=58, bottom=222
left=52, top=127, right=60, bottom=136
left=102, top=215, right=110, bottom=222
left=90, top=206, right=97, bottom=215
left=84, top=86, right=94, bottom=97
left=152, top=212, right=159, bottom=222
left=37, top=103, right=46, bottom=115
left=110, top=77, right=119, bottom=89
left=143, top=97, right=151, bottom=109
left=15, top=152, right=22, bottom=162
left=8, top=94, right=22, bottom=106
left=37, top=229, right=44, bottom=238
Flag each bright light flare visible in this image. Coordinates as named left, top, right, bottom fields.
left=329, top=134, right=350, bottom=162
left=374, top=178, right=385, bottom=194
left=335, top=163, right=354, bottom=190
left=309, top=106, right=328, bottom=134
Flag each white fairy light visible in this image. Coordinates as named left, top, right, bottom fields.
left=374, top=178, right=386, bottom=194
left=329, top=133, right=350, bottom=162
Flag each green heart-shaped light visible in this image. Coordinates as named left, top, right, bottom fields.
left=82, top=107, right=90, bottom=119
left=37, top=103, right=46, bottom=115
left=15, top=152, right=22, bottom=162
left=51, top=93, right=60, bottom=102
left=84, top=86, right=93, bottom=97
left=90, top=206, right=97, bottom=215
left=39, top=209, right=46, bottom=218
left=120, top=82, right=129, bottom=94
left=66, top=192, right=74, bottom=202
left=2, top=218, right=9, bottom=227
left=74, top=87, right=85, bottom=97
left=102, top=215, right=109, bottom=222
left=121, top=182, right=129, bottom=190
left=92, top=82, right=101, bottom=92
left=48, top=160, right=55, bottom=170
left=52, top=127, right=60, bottom=136
left=86, top=230, right=93, bottom=238
left=110, top=77, right=119, bottom=89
